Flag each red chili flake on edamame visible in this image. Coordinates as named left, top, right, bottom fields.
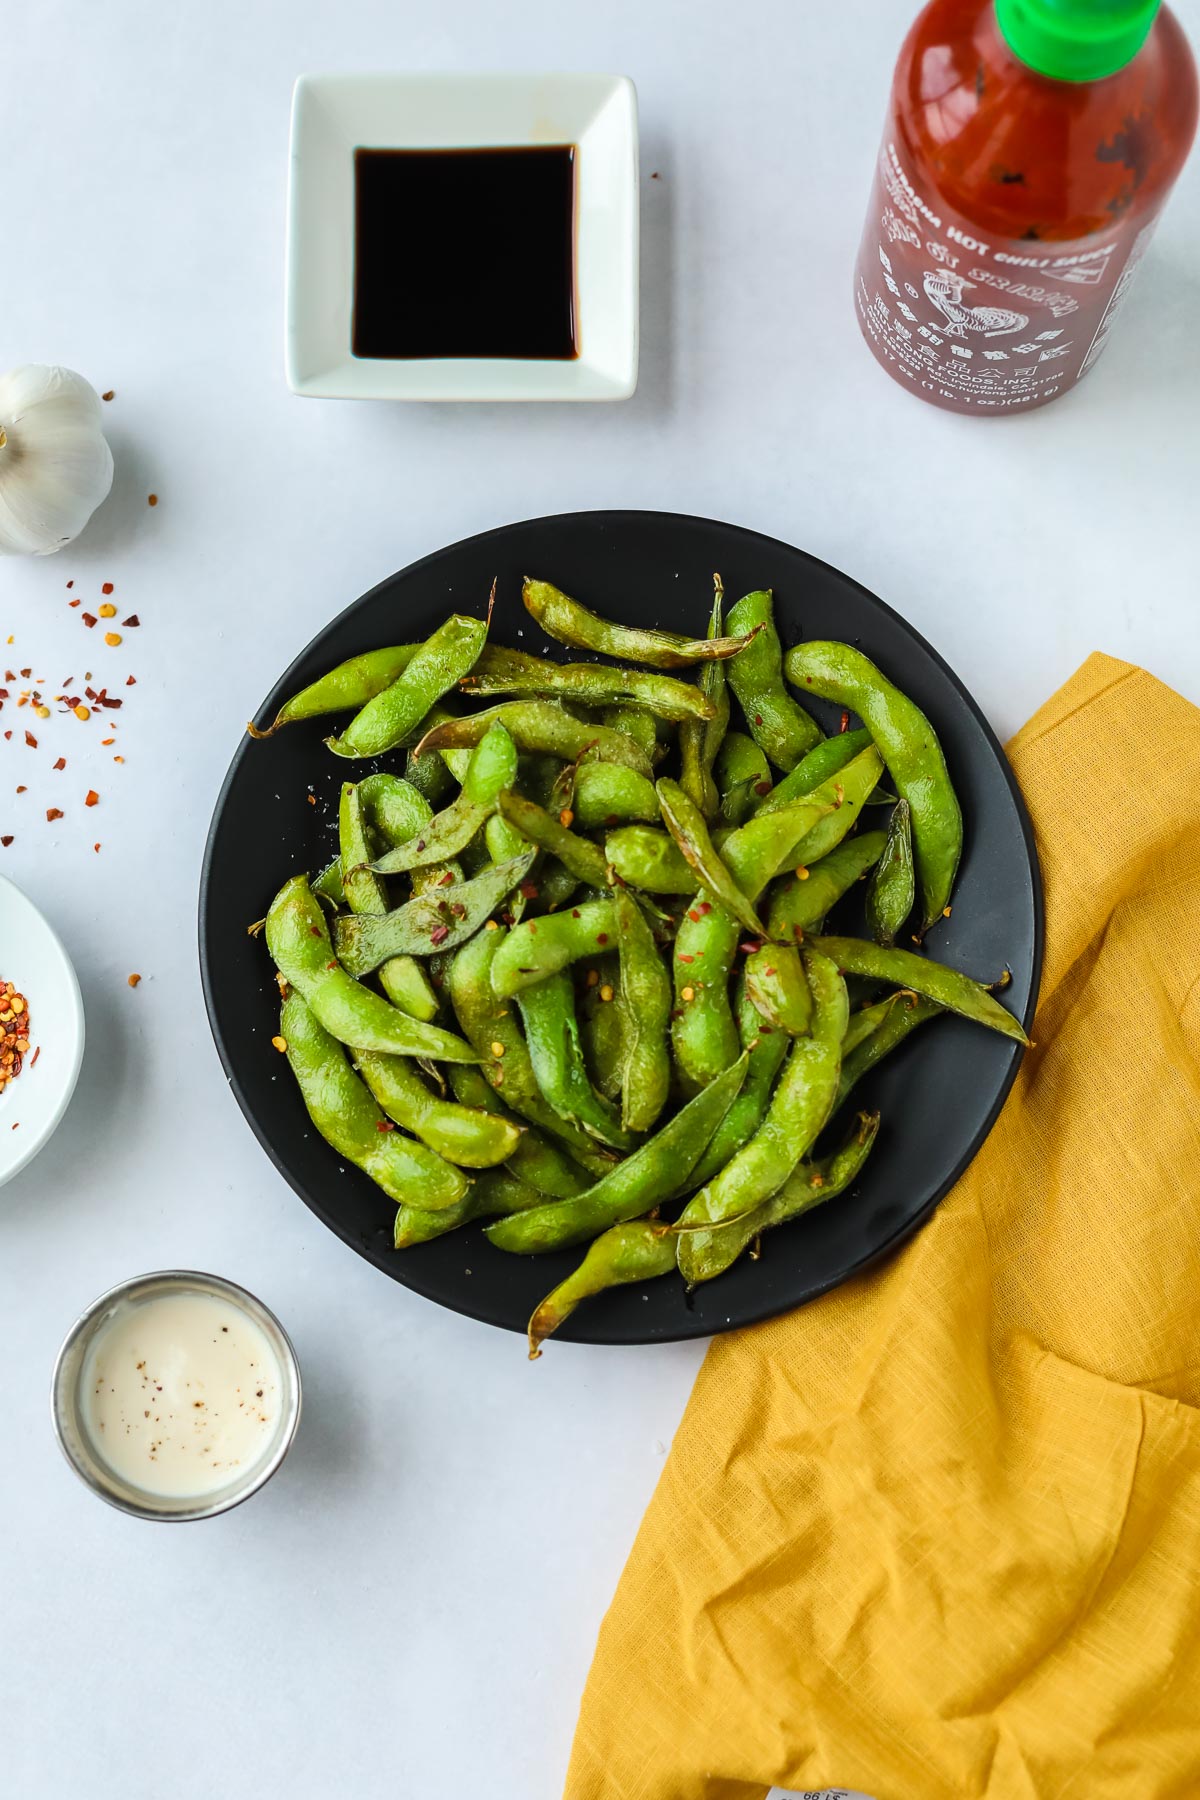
left=429, top=924, right=451, bottom=946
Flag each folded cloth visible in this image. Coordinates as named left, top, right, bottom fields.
left=564, top=655, right=1200, bottom=1800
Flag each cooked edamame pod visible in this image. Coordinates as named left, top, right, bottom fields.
left=249, top=644, right=418, bottom=738
left=394, top=1168, right=549, bottom=1248
left=447, top=927, right=617, bottom=1176
left=656, top=778, right=771, bottom=940
left=613, top=887, right=672, bottom=1133
left=714, top=730, right=773, bottom=825
left=677, top=1109, right=880, bottom=1285
left=514, top=973, right=637, bottom=1151
left=356, top=1050, right=522, bottom=1167
left=605, top=826, right=698, bottom=895
left=280, top=992, right=469, bottom=1210
left=415, top=702, right=653, bottom=779
left=487, top=1053, right=747, bottom=1255
left=784, top=641, right=962, bottom=929
left=765, top=831, right=888, bottom=940
left=688, top=975, right=789, bottom=1187
left=726, top=590, right=822, bottom=768
left=312, top=857, right=345, bottom=905
left=571, top=763, right=660, bottom=830
left=527, top=1219, right=678, bottom=1356
left=744, top=942, right=812, bottom=1036
left=326, top=612, right=490, bottom=759
left=460, top=644, right=715, bottom=722
left=333, top=852, right=536, bottom=977
left=489, top=901, right=618, bottom=998
left=338, top=782, right=439, bottom=1022
left=266, top=877, right=479, bottom=1062
left=835, top=993, right=943, bottom=1105
left=865, top=798, right=915, bottom=946
left=523, top=578, right=759, bottom=669
left=675, top=948, right=847, bottom=1231
left=496, top=791, right=610, bottom=888
left=679, top=580, right=730, bottom=819
left=786, top=746, right=885, bottom=870
left=579, top=957, right=626, bottom=1102
left=808, top=936, right=1027, bottom=1043
left=752, top=727, right=874, bottom=816
left=448, top=1065, right=591, bottom=1197
left=599, top=705, right=659, bottom=761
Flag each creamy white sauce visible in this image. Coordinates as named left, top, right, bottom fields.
left=79, top=1291, right=283, bottom=1499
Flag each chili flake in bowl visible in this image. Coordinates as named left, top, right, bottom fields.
left=0, top=875, right=84, bottom=1189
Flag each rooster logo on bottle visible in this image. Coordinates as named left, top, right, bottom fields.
left=923, top=270, right=1029, bottom=338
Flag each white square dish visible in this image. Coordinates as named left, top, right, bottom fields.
left=286, top=72, right=639, bottom=402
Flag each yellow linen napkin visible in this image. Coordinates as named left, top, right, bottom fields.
left=564, top=654, right=1200, bottom=1800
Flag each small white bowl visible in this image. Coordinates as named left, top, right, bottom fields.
left=0, top=875, right=85, bottom=1188
left=286, top=72, right=639, bottom=402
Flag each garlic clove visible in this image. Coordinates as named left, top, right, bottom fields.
left=0, top=365, right=115, bottom=556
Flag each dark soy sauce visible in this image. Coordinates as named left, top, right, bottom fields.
left=352, top=145, right=578, bottom=361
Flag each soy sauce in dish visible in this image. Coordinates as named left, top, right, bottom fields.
left=352, top=145, right=578, bottom=361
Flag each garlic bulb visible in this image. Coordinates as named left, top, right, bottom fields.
left=0, top=365, right=114, bottom=556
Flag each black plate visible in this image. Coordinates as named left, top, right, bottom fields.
left=200, top=512, right=1041, bottom=1344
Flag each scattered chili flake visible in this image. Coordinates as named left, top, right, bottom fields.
left=839, top=710, right=850, bottom=733
left=73, top=705, right=90, bottom=721
left=101, top=583, right=114, bottom=596
left=113, top=755, right=124, bottom=764
left=98, top=604, right=117, bottom=619
left=599, top=984, right=614, bottom=1003
left=122, top=615, right=140, bottom=628
left=795, top=865, right=810, bottom=880
left=429, top=924, right=451, bottom=946
left=559, top=808, right=574, bottom=828
left=0, top=979, right=32, bottom=1093
left=490, top=1041, right=506, bottom=1058
left=30, top=1046, right=40, bottom=1066
left=147, top=493, right=158, bottom=506
left=24, top=731, right=36, bottom=749
left=81, top=613, right=97, bottom=629
left=66, top=580, right=74, bottom=588
left=19, top=669, right=29, bottom=680
left=375, top=1120, right=395, bottom=1132
left=69, top=599, right=81, bottom=609
left=687, top=908, right=701, bottom=922
left=518, top=880, right=539, bottom=900
left=46, top=808, right=63, bottom=822
left=85, top=790, right=99, bottom=808
left=754, top=780, right=772, bottom=796
left=449, top=901, right=466, bottom=918
left=103, top=631, right=121, bottom=647
left=679, top=952, right=695, bottom=964
left=738, top=941, right=762, bottom=955
left=604, top=812, right=619, bottom=827
left=127, top=974, right=141, bottom=988
left=100, top=738, right=113, bottom=747
left=437, top=871, right=455, bottom=887
left=15, top=785, right=25, bottom=793
left=681, top=985, right=695, bottom=1002
left=943, top=905, right=952, bottom=918
left=101, top=391, right=114, bottom=402
left=0, top=837, right=10, bottom=848
left=270, top=1035, right=288, bottom=1053
left=586, top=969, right=599, bottom=987
left=484, top=918, right=499, bottom=931
left=93, top=843, right=100, bottom=853
left=126, top=675, right=136, bottom=686
left=596, top=932, right=609, bottom=945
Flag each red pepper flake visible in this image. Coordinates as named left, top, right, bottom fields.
left=0, top=836, right=10, bottom=848
left=679, top=952, right=695, bottom=964
left=429, top=924, right=451, bottom=946
left=53, top=756, right=66, bottom=771
left=15, top=784, right=25, bottom=792
left=306, top=793, right=316, bottom=806
left=437, top=871, right=454, bottom=887
left=571, top=908, right=581, bottom=918
left=449, top=901, right=466, bottom=918
left=100, top=738, right=114, bottom=747
left=596, top=932, right=609, bottom=945
left=93, top=843, right=100, bottom=853
left=738, top=941, right=763, bottom=955
left=122, top=615, right=140, bottom=628
left=754, top=781, right=772, bottom=796
left=309, top=926, right=322, bottom=937
left=518, top=881, right=538, bottom=900
left=127, top=973, right=141, bottom=988
left=30, top=1045, right=40, bottom=1065
left=85, top=790, right=100, bottom=808
left=24, top=731, right=36, bottom=748
left=100, top=696, right=122, bottom=709
left=126, top=675, right=136, bottom=687
left=66, top=580, right=74, bottom=588
left=101, top=391, right=114, bottom=402
left=839, top=710, right=850, bottom=733
left=19, top=668, right=30, bottom=680
left=81, top=613, right=97, bottom=629
left=46, top=808, right=63, bottom=822
left=326, top=960, right=338, bottom=971
left=698, top=901, right=712, bottom=915
left=69, top=599, right=81, bottom=609
left=147, top=493, right=158, bottom=506
left=687, top=908, right=701, bottom=922
left=375, top=1120, right=395, bottom=1132
left=754, top=713, right=763, bottom=725
left=101, top=582, right=114, bottom=596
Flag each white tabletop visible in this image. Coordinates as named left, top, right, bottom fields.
left=5, top=3, right=1199, bottom=1795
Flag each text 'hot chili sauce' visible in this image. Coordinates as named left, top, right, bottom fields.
left=854, top=0, right=1197, bottom=414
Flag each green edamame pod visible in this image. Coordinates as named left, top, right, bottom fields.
left=326, top=613, right=490, bottom=759
left=865, top=799, right=915, bottom=947
left=679, top=580, right=730, bottom=819
left=489, top=901, right=618, bottom=998
left=784, top=640, right=962, bottom=929
left=785, top=746, right=885, bottom=871
left=613, top=887, right=671, bottom=1133
left=726, top=590, right=822, bottom=769
left=714, top=731, right=773, bottom=826
left=356, top=1049, right=522, bottom=1167
left=676, top=948, right=847, bottom=1231
left=522, top=578, right=759, bottom=670
left=496, top=791, right=610, bottom=888
left=841, top=992, right=909, bottom=1058
left=394, top=1168, right=549, bottom=1249
left=537, top=858, right=581, bottom=911
left=448, top=1065, right=591, bottom=1197
left=514, top=973, right=637, bottom=1151
left=572, top=764, right=660, bottom=830
left=266, top=877, right=478, bottom=1063
left=368, top=725, right=517, bottom=876
left=656, top=777, right=771, bottom=940
left=744, top=942, right=812, bottom=1036
left=415, top=702, right=653, bottom=779
left=677, top=1109, right=880, bottom=1286
left=527, top=1218, right=678, bottom=1356
left=280, top=992, right=469, bottom=1210
left=447, top=927, right=617, bottom=1176
left=752, top=727, right=874, bottom=816
left=338, top=783, right=438, bottom=1022
left=333, top=852, right=536, bottom=977
left=488, top=1053, right=747, bottom=1256
left=249, top=644, right=418, bottom=738
left=579, top=957, right=625, bottom=1102
left=835, top=993, right=943, bottom=1106
left=809, top=935, right=1027, bottom=1043
left=765, top=831, right=888, bottom=941
left=688, top=975, right=789, bottom=1186
left=312, top=857, right=345, bottom=905
left=359, top=772, right=433, bottom=847
left=460, top=644, right=715, bottom=722
left=599, top=706, right=659, bottom=762
left=605, top=826, right=697, bottom=895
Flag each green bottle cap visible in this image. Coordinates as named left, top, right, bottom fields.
left=995, top=0, right=1161, bottom=81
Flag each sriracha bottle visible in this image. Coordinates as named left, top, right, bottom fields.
left=854, top=0, right=1197, bottom=414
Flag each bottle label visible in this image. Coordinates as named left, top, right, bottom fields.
left=854, top=135, right=1159, bottom=410
left=766, top=1788, right=880, bottom=1799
